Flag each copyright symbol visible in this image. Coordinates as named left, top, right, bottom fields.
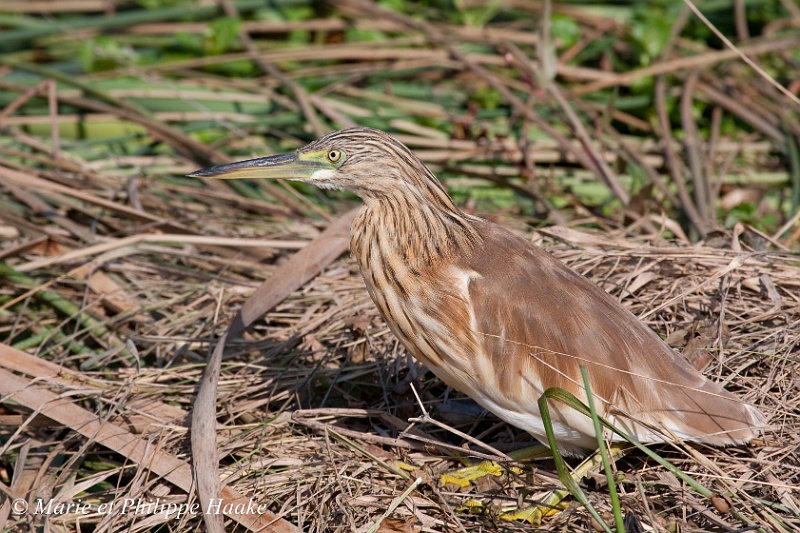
left=12, top=498, right=28, bottom=514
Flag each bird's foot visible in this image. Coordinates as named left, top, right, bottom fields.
left=499, top=443, right=632, bottom=524
left=498, top=489, right=569, bottom=523
left=439, top=444, right=549, bottom=489
left=449, top=490, right=567, bottom=525
left=440, top=460, right=522, bottom=488
left=444, top=443, right=631, bottom=525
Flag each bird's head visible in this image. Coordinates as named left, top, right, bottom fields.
left=188, top=127, right=443, bottom=201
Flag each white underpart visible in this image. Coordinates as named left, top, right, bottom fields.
left=305, top=169, right=342, bottom=190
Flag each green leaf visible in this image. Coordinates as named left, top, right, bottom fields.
left=552, top=13, right=582, bottom=51
left=205, top=17, right=242, bottom=55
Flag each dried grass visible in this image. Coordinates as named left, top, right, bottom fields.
left=1, top=0, right=799, bottom=531
left=2, top=199, right=798, bottom=531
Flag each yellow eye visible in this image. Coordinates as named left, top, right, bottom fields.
left=327, top=150, right=342, bottom=163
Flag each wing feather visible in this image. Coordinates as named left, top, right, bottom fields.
left=461, top=221, right=764, bottom=448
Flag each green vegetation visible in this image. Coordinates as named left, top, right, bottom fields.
left=0, top=0, right=797, bottom=239
left=1, top=2, right=798, bottom=532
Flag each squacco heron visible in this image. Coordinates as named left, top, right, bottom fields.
left=190, top=127, right=765, bottom=455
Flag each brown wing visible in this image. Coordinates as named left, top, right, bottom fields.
left=463, top=221, right=764, bottom=446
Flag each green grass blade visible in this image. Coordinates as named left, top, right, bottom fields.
left=538, top=388, right=612, bottom=533
left=580, top=365, right=625, bottom=533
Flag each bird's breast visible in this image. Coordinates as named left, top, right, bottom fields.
left=351, top=206, right=517, bottom=403
left=351, top=223, right=484, bottom=386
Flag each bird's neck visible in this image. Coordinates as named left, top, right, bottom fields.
left=351, top=188, right=481, bottom=271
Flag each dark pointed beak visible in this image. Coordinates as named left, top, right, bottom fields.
left=187, top=152, right=318, bottom=180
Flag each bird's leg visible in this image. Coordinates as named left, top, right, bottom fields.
left=439, top=444, right=550, bottom=488
left=499, top=442, right=631, bottom=525
left=405, top=383, right=534, bottom=488
left=439, top=442, right=632, bottom=525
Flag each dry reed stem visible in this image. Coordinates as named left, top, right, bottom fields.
left=1, top=1, right=798, bottom=531
left=3, top=209, right=797, bottom=530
